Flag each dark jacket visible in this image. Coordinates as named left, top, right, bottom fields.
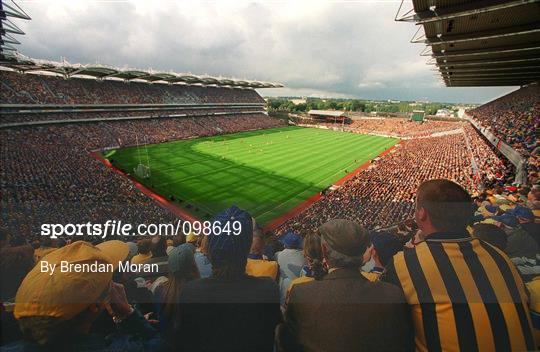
left=278, top=268, right=414, bottom=352
left=175, top=274, right=281, bottom=352
left=0, top=309, right=165, bottom=352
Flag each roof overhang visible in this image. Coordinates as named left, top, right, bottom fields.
left=398, top=0, right=540, bottom=87
left=0, top=53, right=284, bottom=89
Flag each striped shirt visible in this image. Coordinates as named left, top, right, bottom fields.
left=384, top=232, right=535, bottom=352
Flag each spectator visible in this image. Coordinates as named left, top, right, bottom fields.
left=154, top=243, right=200, bottom=334
left=126, top=241, right=138, bottom=261
left=246, top=235, right=278, bottom=280
left=174, top=206, right=281, bottom=351
left=33, top=238, right=54, bottom=263
left=0, top=231, right=10, bottom=249
left=2, top=240, right=165, bottom=351
left=142, top=237, right=169, bottom=277
left=383, top=179, right=535, bottom=351
left=276, top=231, right=306, bottom=304
left=362, top=232, right=404, bottom=281
left=131, top=239, right=152, bottom=265
left=194, top=235, right=213, bottom=279
left=285, top=232, right=326, bottom=302
left=0, top=246, right=35, bottom=346
left=278, top=219, right=414, bottom=351
left=526, top=276, right=540, bottom=348
left=472, top=223, right=508, bottom=251
left=0, top=246, right=34, bottom=302
left=505, top=206, right=539, bottom=258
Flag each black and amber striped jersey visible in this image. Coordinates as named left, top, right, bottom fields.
left=384, top=232, right=535, bottom=352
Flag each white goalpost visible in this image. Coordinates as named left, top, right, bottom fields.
left=134, top=134, right=151, bottom=179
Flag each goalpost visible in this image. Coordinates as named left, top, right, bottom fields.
left=134, top=134, right=151, bottom=179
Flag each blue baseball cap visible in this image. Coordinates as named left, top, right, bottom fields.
left=369, top=232, right=404, bottom=266
left=168, top=243, right=196, bottom=275
left=514, top=205, right=534, bottom=221
left=208, top=205, right=253, bottom=267
left=279, top=231, right=302, bottom=249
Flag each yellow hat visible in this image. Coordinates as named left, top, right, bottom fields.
left=14, top=240, right=128, bottom=321
left=481, top=218, right=501, bottom=226
left=186, top=232, right=198, bottom=243
left=500, top=204, right=513, bottom=212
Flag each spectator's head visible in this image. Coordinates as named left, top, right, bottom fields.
left=150, top=236, right=167, bottom=258
left=303, top=232, right=325, bottom=280
left=249, top=235, right=265, bottom=257
left=162, top=243, right=200, bottom=320
left=472, top=223, right=508, bottom=250
left=186, top=232, right=198, bottom=245
left=198, top=234, right=210, bottom=256
left=172, top=233, right=186, bottom=247
left=126, top=241, right=138, bottom=259
left=31, top=240, right=40, bottom=250
left=263, top=235, right=283, bottom=261
left=208, top=205, right=253, bottom=278
left=318, top=219, right=369, bottom=270
left=279, top=231, right=302, bottom=250
left=0, top=245, right=34, bottom=301
left=415, top=179, right=472, bottom=235
left=366, top=232, right=404, bottom=268
left=41, top=237, right=53, bottom=248
left=527, top=189, right=540, bottom=210
left=168, top=243, right=200, bottom=279
left=0, top=230, right=11, bottom=248
left=137, top=239, right=151, bottom=255
left=55, top=238, right=67, bottom=249
left=14, top=241, right=128, bottom=346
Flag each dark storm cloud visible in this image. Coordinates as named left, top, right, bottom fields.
left=16, top=1, right=515, bottom=103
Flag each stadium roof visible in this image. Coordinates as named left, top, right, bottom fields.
left=397, top=0, right=540, bottom=86
left=0, top=0, right=31, bottom=57
left=0, top=53, right=284, bottom=89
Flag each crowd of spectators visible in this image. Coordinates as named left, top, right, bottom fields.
left=1, top=114, right=285, bottom=243
left=348, top=118, right=462, bottom=138
left=468, top=84, right=539, bottom=156
left=1, top=180, right=538, bottom=351
left=1, top=73, right=539, bottom=351
left=0, top=108, right=264, bottom=124
left=0, top=70, right=265, bottom=105
left=275, top=129, right=494, bottom=235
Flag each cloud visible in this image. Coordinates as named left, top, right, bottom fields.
left=14, top=0, right=516, bottom=103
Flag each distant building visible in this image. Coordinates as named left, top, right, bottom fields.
left=291, top=98, right=306, bottom=105
left=435, top=108, right=452, bottom=117
left=308, top=110, right=351, bottom=124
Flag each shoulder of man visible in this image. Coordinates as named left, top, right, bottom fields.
left=381, top=242, right=432, bottom=286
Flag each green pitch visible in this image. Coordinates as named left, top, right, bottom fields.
left=105, top=126, right=397, bottom=225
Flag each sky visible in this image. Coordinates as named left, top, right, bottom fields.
left=14, top=0, right=517, bottom=104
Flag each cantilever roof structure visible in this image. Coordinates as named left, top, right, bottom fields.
left=0, top=53, right=284, bottom=89
left=0, top=0, right=31, bottom=57
left=396, top=0, right=540, bottom=86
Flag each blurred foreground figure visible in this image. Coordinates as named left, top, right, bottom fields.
left=384, top=179, right=535, bottom=351
left=174, top=206, right=281, bottom=352
left=278, top=219, right=414, bottom=351
left=2, top=241, right=165, bottom=352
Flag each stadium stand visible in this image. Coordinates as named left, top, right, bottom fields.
left=467, top=84, right=539, bottom=155
left=0, top=70, right=266, bottom=105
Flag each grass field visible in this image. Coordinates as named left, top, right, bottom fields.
left=104, top=126, right=397, bottom=225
